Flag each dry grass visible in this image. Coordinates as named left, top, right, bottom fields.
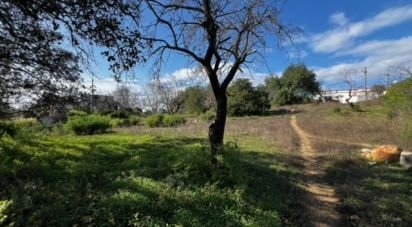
left=122, top=115, right=300, bottom=153
left=295, top=103, right=410, bottom=150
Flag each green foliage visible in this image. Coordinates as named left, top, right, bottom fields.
left=111, top=115, right=140, bottom=128
left=325, top=159, right=412, bottom=226
left=67, top=114, right=112, bottom=135
left=67, top=110, right=88, bottom=117
left=384, top=77, right=412, bottom=116
left=0, top=121, right=17, bottom=137
left=265, top=64, right=320, bottom=105
left=350, top=104, right=363, bottom=112
left=0, top=133, right=300, bottom=226
left=183, top=86, right=207, bottom=114
left=145, top=114, right=186, bottom=127
left=145, top=114, right=164, bottom=127
left=110, top=118, right=125, bottom=128
left=201, top=109, right=216, bottom=122
left=163, top=115, right=186, bottom=127
left=332, top=107, right=342, bottom=113
left=403, top=117, right=412, bottom=147
left=127, top=115, right=140, bottom=126
left=228, top=79, right=271, bottom=116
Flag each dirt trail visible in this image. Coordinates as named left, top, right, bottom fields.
left=290, top=115, right=340, bottom=227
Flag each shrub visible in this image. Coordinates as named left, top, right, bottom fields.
left=110, top=118, right=125, bottom=128
left=163, top=115, right=186, bottom=127
left=0, top=121, right=17, bottom=137
left=67, top=114, right=112, bottom=135
left=127, top=115, right=140, bottom=126
left=145, top=114, right=164, bottom=128
left=351, top=104, right=363, bottom=112
left=201, top=109, right=215, bottom=122
left=228, top=79, right=270, bottom=116
left=332, top=107, right=341, bottom=113
left=110, top=110, right=130, bottom=119
left=67, top=110, right=88, bottom=118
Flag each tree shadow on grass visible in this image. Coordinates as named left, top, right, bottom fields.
left=325, top=158, right=412, bottom=227
left=0, top=135, right=306, bottom=226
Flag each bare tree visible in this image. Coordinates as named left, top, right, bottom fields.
left=112, top=85, right=132, bottom=109
left=120, top=0, right=298, bottom=162
left=342, top=69, right=357, bottom=109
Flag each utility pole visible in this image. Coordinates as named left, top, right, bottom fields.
left=90, top=78, right=96, bottom=113
left=363, top=67, right=368, bottom=101
left=385, top=73, right=390, bottom=89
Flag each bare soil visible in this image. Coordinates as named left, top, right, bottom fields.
left=290, top=115, right=340, bottom=227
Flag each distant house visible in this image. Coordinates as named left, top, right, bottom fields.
left=316, top=89, right=381, bottom=104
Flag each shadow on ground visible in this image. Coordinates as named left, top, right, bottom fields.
left=0, top=134, right=307, bottom=226
left=325, top=157, right=412, bottom=227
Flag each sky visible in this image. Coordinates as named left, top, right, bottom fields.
left=85, top=0, right=412, bottom=94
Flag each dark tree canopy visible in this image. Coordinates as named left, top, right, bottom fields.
left=265, top=64, right=320, bottom=105
left=228, top=79, right=270, bottom=116
left=0, top=0, right=144, bottom=115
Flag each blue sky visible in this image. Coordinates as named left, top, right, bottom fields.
left=86, top=0, right=412, bottom=93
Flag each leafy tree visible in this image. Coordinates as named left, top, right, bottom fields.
left=264, top=76, right=282, bottom=104
left=182, top=87, right=207, bottom=114
left=228, top=79, right=270, bottom=116
left=384, top=77, right=412, bottom=115
left=0, top=0, right=142, bottom=115
left=267, top=64, right=320, bottom=105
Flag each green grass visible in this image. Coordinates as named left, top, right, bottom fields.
left=0, top=130, right=305, bottom=226
left=325, top=158, right=412, bottom=226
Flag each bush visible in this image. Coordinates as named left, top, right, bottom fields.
left=67, top=110, right=88, bottom=118
left=127, top=115, right=140, bottom=126
left=0, top=121, right=17, bottom=137
left=145, top=114, right=164, bottom=128
left=351, top=104, right=363, bottom=112
left=110, top=110, right=130, bottom=119
left=163, top=115, right=186, bottom=127
left=201, top=109, right=215, bottom=122
left=228, top=79, right=270, bottom=116
left=67, top=114, right=112, bottom=135
left=332, top=107, right=341, bottom=113
left=110, top=118, right=125, bottom=128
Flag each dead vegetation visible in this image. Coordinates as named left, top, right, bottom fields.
left=296, top=103, right=410, bottom=149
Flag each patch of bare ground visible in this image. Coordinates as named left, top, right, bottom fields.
left=290, top=115, right=340, bottom=227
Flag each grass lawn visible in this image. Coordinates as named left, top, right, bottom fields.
left=0, top=116, right=306, bottom=226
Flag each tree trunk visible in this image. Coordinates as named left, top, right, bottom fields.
left=209, top=92, right=227, bottom=164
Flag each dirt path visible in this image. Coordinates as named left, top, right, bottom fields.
left=290, top=115, right=340, bottom=227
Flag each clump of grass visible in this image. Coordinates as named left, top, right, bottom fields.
left=67, top=114, right=112, bottom=135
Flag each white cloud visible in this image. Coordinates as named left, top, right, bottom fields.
left=330, top=12, right=349, bottom=26
left=311, top=5, right=412, bottom=53
left=82, top=75, right=144, bottom=94
left=313, top=36, right=412, bottom=85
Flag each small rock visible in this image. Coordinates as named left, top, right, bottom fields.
left=400, top=151, right=412, bottom=169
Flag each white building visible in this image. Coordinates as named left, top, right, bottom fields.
left=316, top=89, right=380, bottom=104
